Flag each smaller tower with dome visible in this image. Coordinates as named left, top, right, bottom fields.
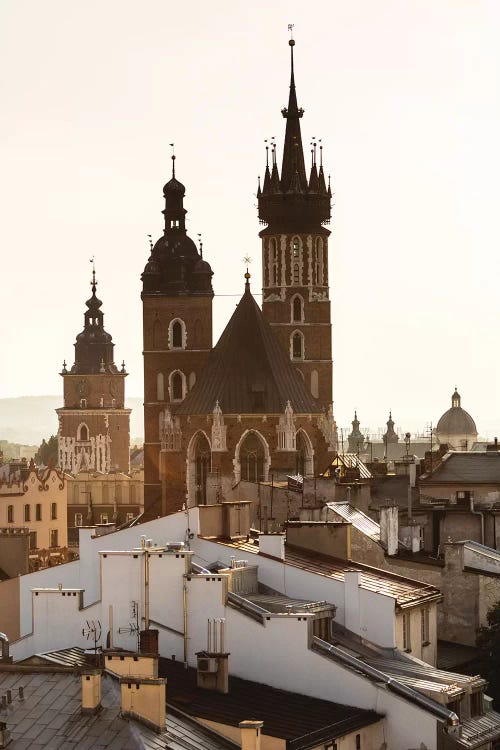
left=435, top=387, right=478, bottom=451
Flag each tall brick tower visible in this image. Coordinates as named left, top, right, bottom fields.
left=258, top=36, right=333, bottom=411
left=57, top=266, right=131, bottom=474
left=141, top=156, right=214, bottom=517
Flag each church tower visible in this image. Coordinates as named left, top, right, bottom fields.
left=141, top=156, right=214, bottom=517
left=258, top=37, right=333, bottom=411
left=57, top=267, right=131, bottom=474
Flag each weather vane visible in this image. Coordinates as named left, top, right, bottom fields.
left=89, top=256, right=96, bottom=288
left=243, top=255, right=252, bottom=267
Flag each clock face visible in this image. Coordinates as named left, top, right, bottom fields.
left=76, top=378, right=90, bottom=397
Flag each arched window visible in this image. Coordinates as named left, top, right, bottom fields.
left=316, top=237, right=324, bottom=285
left=80, top=398, right=87, bottom=409
left=291, top=331, right=304, bottom=360
left=269, top=238, right=278, bottom=286
left=78, top=424, right=89, bottom=442
left=157, top=372, right=165, bottom=401
left=291, top=295, right=303, bottom=323
left=7, top=506, right=13, bottom=523
left=311, top=370, right=319, bottom=399
left=239, top=432, right=265, bottom=482
left=192, top=432, right=211, bottom=505
left=292, top=237, right=301, bottom=285
left=169, top=318, right=186, bottom=349
left=170, top=371, right=185, bottom=402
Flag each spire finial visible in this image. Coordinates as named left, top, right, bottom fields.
left=288, top=24, right=295, bottom=84
left=90, top=256, right=97, bottom=294
left=198, top=233, right=203, bottom=258
left=243, top=255, right=252, bottom=289
left=147, top=234, right=153, bottom=251
left=169, top=143, right=175, bottom=177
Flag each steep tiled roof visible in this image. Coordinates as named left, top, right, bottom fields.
left=176, top=284, right=322, bottom=415
left=159, top=658, right=381, bottom=747
left=421, top=452, right=500, bottom=484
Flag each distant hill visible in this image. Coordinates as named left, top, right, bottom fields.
left=0, top=396, right=144, bottom=445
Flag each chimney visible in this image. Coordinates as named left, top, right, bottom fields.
left=239, top=720, right=263, bottom=750
left=0, top=722, right=10, bottom=749
left=259, top=533, right=285, bottom=560
left=379, top=505, right=398, bottom=556
left=81, top=669, right=102, bottom=714
left=120, top=677, right=166, bottom=733
left=196, top=619, right=229, bottom=694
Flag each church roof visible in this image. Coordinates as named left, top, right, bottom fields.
left=436, top=389, right=477, bottom=437
left=176, top=280, right=322, bottom=415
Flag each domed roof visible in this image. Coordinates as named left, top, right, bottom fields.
left=436, top=388, right=477, bottom=437
left=163, top=176, right=185, bottom=196
left=193, top=258, right=213, bottom=274
left=143, top=256, right=161, bottom=275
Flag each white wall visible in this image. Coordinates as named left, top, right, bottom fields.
left=18, top=560, right=81, bottom=637
left=195, top=538, right=397, bottom=648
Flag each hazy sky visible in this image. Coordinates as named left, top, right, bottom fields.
left=1, top=0, right=500, bottom=439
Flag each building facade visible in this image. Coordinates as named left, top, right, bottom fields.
left=66, top=468, right=144, bottom=532
left=57, top=268, right=131, bottom=475
left=141, top=39, right=337, bottom=517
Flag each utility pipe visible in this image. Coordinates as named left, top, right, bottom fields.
left=183, top=576, right=188, bottom=669
left=144, top=549, right=150, bottom=630
left=470, top=495, right=485, bottom=545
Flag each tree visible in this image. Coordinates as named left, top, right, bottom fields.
left=476, top=599, right=500, bottom=708
left=35, top=435, right=58, bottom=467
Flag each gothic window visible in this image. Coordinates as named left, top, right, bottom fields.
left=152, top=319, right=162, bottom=349
left=291, top=331, right=304, bottom=360
left=311, top=370, right=319, bottom=399
left=78, top=424, right=89, bottom=442
left=316, top=237, right=324, bottom=285
left=157, top=372, right=165, bottom=401
left=269, top=238, right=278, bottom=286
left=193, top=432, right=211, bottom=505
left=170, top=371, right=185, bottom=402
left=291, top=295, right=304, bottom=323
left=80, top=398, right=87, bottom=409
left=169, top=319, right=186, bottom=349
left=292, top=237, right=301, bottom=285
left=239, top=432, right=265, bottom=482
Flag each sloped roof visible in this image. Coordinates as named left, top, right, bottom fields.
left=176, top=283, right=322, bottom=415
left=421, top=452, right=500, bottom=484
left=327, top=503, right=381, bottom=542
left=159, top=658, right=381, bottom=746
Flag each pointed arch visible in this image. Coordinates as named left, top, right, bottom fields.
left=77, top=423, right=90, bottom=442
left=290, top=330, right=304, bottom=360
left=296, top=429, right=314, bottom=477
left=316, top=237, right=324, bottom=285
left=186, top=430, right=212, bottom=507
left=291, top=294, right=304, bottom=323
left=168, top=318, right=186, bottom=349
left=169, top=370, right=186, bottom=402
left=291, top=236, right=302, bottom=285
left=233, top=429, right=270, bottom=484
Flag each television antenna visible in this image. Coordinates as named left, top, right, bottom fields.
left=82, top=619, right=102, bottom=655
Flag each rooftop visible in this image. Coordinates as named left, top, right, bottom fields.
left=0, top=668, right=236, bottom=750
left=420, top=451, right=500, bottom=484
left=207, top=536, right=442, bottom=609
left=159, top=658, right=382, bottom=749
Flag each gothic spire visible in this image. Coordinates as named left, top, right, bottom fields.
left=280, top=37, right=307, bottom=193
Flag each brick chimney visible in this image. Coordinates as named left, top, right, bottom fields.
left=239, top=720, right=263, bottom=750
left=81, top=669, right=102, bottom=714
left=120, top=677, right=166, bottom=733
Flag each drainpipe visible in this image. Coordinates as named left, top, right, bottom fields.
left=183, top=576, right=188, bottom=669
left=144, top=549, right=150, bottom=630
left=470, top=494, right=485, bottom=545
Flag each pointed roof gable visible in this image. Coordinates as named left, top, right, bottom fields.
left=176, top=283, right=322, bottom=415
